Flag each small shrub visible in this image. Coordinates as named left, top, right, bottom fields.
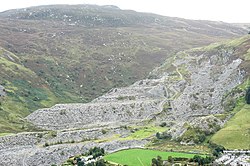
left=60, top=151, right=65, bottom=156
left=159, top=122, right=167, bottom=127
left=156, top=132, right=171, bottom=139
left=44, top=142, right=49, bottom=147
left=56, top=140, right=63, bottom=144
left=101, top=129, right=107, bottom=134
left=32, top=96, right=40, bottom=101
left=37, top=133, right=43, bottom=138
left=128, top=96, right=136, bottom=100
left=245, top=87, right=250, bottom=104
left=60, top=109, right=66, bottom=115
left=117, top=96, right=126, bottom=100
left=48, top=131, right=57, bottom=137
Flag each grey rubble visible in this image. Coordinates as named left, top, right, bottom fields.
left=0, top=47, right=244, bottom=165
left=26, top=47, right=244, bottom=135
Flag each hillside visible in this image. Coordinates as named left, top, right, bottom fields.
left=26, top=35, right=250, bottom=138
left=211, top=104, right=250, bottom=149
left=0, top=34, right=249, bottom=165
left=0, top=4, right=247, bottom=133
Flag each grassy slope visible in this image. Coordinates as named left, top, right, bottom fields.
left=0, top=47, right=60, bottom=132
left=211, top=104, right=250, bottom=149
left=104, top=149, right=206, bottom=166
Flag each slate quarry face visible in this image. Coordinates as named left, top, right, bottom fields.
left=1, top=37, right=249, bottom=166
left=26, top=45, right=245, bottom=137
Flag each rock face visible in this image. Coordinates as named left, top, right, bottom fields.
left=0, top=41, right=247, bottom=165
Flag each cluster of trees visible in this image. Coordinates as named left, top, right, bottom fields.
left=151, top=155, right=214, bottom=166
left=87, top=147, right=105, bottom=159
left=68, top=147, right=106, bottom=166
left=190, top=155, right=214, bottom=165
left=208, top=142, right=225, bottom=157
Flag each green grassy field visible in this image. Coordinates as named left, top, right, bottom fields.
left=104, top=149, right=205, bottom=166
left=95, top=126, right=167, bottom=143
left=211, top=104, right=250, bottom=149
left=121, top=126, right=167, bottom=140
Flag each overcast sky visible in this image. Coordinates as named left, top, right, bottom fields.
left=0, top=0, right=249, bottom=23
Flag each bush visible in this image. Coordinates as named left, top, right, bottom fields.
left=246, top=87, right=250, bottom=104
left=44, top=142, right=49, bottom=147
left=101, top=129, right=107, bottom=134
left=159, top=122, right=167, bottom=127
left=156, top=132, right=172, bottom=139
left=48, top=131, right=57, bottom=137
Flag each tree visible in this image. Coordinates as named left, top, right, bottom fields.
left=192, top=155, right=214, bottom=165
left=77, top=161, right=85, bottom=166
left=168, top=155, right=173, bottom=164
left=157, top=156, right=163, bottom=166
left=152, top=158, right=158, bottom=166
left=151, top=156, right=163, bottom=166
left=246, top=87, right=250, bottom=104
left=156, top=132, right=161, bottom=139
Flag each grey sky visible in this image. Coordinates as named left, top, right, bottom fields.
left=0, top=0, right=249, bottom=23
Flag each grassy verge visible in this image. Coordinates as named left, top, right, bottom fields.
left=0, top=132, right=13, bottom=137
left=121, top=126, right=167, bottom=140
left=95, top=126, right=167, bottom=143
left=148, top=140, right=210, bottom=154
